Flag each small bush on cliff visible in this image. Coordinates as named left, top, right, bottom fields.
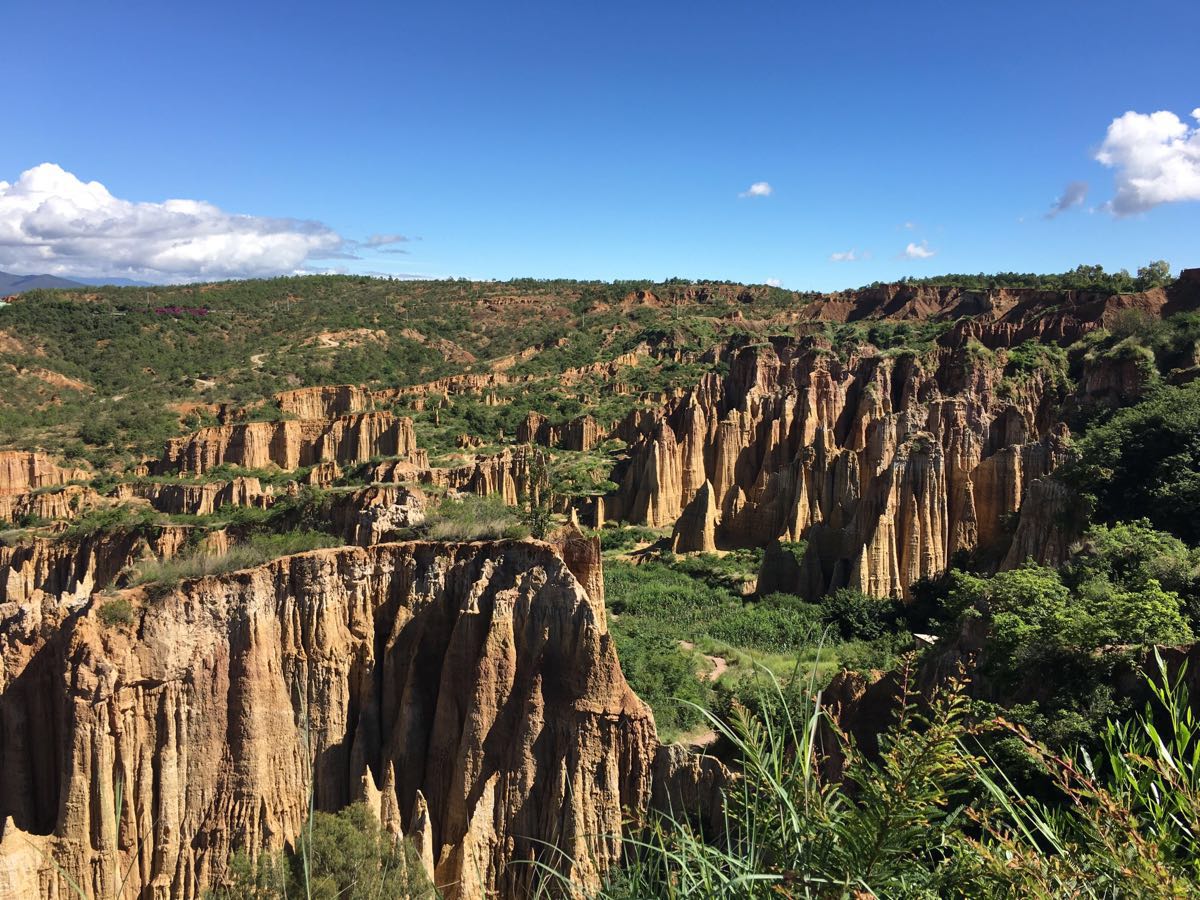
left=423, top=494, right=529, bottom=541
left=820, top=587, right=903, bottom=641
left=214, top=803, right=434, bottom=899
left=129, top=531, right=342, bottom=588
left=97, top=597, right=134, bottom=627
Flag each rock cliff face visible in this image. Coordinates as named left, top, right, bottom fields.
left=0, top=527, right=224, bottom=607
left=602, top=336, right=1078, bottom=599
left=0, top=452, right=88, bottom=497
left=114, top=477, right=273, bottom=516
left=0, top=538, right=716, bottom=900
left=158, top=412, right=426, bottom=476
left=0, top=485, right=101, bottom=525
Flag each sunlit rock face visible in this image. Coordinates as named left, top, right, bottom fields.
left=0, top=537, right=718, bottom=900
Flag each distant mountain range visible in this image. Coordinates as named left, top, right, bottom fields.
left=0, top=271, right=152, bottom=295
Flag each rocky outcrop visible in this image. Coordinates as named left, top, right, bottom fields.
left=517, top=412, right=601, bottom=451
left=158, top=412, right=426, bottom=476
left=604, top=337, right=1075, bottom=599
left=326, top=485, right=427, bottom=545
left=0, top=526, right=206, bottom=606
left=115, top=477, right=274, bottom=516
left=0, top=539, right=714, bottom=900
left=424, top=448, right=538, bottom=507
left=0, top=452, right=88, bottom=497
left=671, top=480, right=719, bottom=553
left=0, top=485, right=101, bottom=525
left=276, top=385, right=375, bottom=420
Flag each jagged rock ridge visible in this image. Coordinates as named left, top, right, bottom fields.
left=0, top=537, right=720, bottom=900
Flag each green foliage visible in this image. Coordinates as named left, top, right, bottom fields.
left=63, top=503, right=159, bottom=539
left=594, top=524, right=662, bottom=552
left=423, top=494, right=529, bottom=541
left=595, top=665, right=982, bottom=898
left=879, top=261, right=1176, bottom=294
left=583, top=657, right=1200, bottom=898
left=935, top=556, right=1192, bottom=749
left=820, top=587, right=902, bottom=641
left=604, top=559, right=905, bottom=739
left=129, top=531, right=341, bottom=588
left=1067, top=520, right=1200, bottom=626
left=97, top=597, right=134, bottom=627
left=611, top=619, right=711, bottom=738
left=213, top=803, right=434, bottom=899
left=1069, top=381, right=1200, bottom=544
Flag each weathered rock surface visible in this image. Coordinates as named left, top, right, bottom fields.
left=158, top=412, right=425, bottom=475
left=114, top=477, right=273, bottom=516
left=0, top=527, right=224, bottom=606
left=0, top=485, right=101, bottom=525
left=0, top=538, right=719, bottom=900
left=671, top=480, right=719, bottom=553
left=0, top=451, right=88, bottom=497
left=326, top=484, right=428, bottom=545
left=601, top=334, right=1083, bottom=599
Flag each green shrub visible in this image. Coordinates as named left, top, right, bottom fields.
left=821, top=587, right=902, bottom=641
left=129, top=531, right=341, bottom=587
left=97, top=597, right=135, bottom=627
left=423, top=494, right=528, bottom=541
left=213, top=803, right=433, bottom=899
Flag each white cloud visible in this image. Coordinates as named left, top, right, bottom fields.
left=829, top=249, right=859, bottom=262
left=0, top=162, right=347, bottom=281
left=902, top=221, right=916, bottom=230
left=765, top=277, right=782, bottom=287
left=1095, top=107, right=1200, bottom=215
left=739, top=181, right=773, bottom=198
left=903, top=240, right=936, bottom=259
left=1046, top=180, right=1089, bottom=218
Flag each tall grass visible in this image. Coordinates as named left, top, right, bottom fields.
left=129, top=530, right=342, bottom=587
left=535, top=652, right=1200, bottom=898
left=423, top=494, right=529, bottom=541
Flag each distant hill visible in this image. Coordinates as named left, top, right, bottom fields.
left=0, top=271, right=85, bottom=294
left=72, top=276, right=154, bottom=288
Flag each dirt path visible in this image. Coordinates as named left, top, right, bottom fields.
left=678, top=641, right=728, bottom=682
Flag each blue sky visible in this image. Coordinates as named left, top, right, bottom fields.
left=2, top=0, right=1198, bottom=289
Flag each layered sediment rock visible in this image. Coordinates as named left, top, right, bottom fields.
left=606, top=337, right=1075, bottom=598
left=115, top=477, right=274, bottom=516
left=0, top=452, right=88, bottom=497
left=0, top=526, right=214, bottom=606
left=326, top=484, right=427, bottom=545
left=276, top=384, right=375, bottom=420
left=0, top=538, right=714, bottom=900
left=671, top=480, right=719, bottom=553
left=517, top=412, right=601, bottom=451
left=0, top=485, right=100, bottom=525
left=158, top=412, right=426, bottom=476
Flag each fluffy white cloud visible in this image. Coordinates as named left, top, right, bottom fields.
left=739, top=181, right=773, bottom=198
left=1096, top=107, right=1200, bottom=215
left=0, top=163, right=347, bottom=281
left=903, top=240, right=935, bottom=259
left=765, top=277, right=782, bottom=287
left=1046, top=180, right=1089, bottom=218
left=829, top=249, right=859, bottom=262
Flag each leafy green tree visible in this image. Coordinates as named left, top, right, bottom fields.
left=214, top=803, right=433, bottom=899
left=1070, top=382, right=1200, bottom=544
left=1136, top=259, right=1173, bottom=289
